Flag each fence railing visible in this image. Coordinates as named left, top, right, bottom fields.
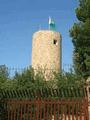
left=0, top=98, right=89, bottom=120
left=0, top=88, right=87, bottom=99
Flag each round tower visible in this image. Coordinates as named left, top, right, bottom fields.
left=32, top=30, right=62, bottom=73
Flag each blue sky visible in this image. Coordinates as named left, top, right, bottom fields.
left=0, top=0, right=78, bottom=69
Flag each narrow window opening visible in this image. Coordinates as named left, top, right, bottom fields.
left=89, top=87, right=90, bottom=93
left=53, top=39, right=58, bottom=45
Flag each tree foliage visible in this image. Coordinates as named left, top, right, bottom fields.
left=70, top=0, right=90, bottom=78
left=0, top=65, right=84, bottom=91
left=0, top=65, right=9, bottom=89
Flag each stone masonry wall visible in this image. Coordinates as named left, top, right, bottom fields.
left=32, top=30, right=62, bottom=75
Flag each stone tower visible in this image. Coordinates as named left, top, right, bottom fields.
left=32, top=18, right=62, bottom=77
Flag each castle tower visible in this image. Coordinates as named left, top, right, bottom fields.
left=32, top=18, right=62, bottom=77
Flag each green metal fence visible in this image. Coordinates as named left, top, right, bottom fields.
left=0, top=87, right=87, bottom=99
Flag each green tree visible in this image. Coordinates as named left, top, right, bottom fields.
left=70, top=0, right=90, bottom=78
left=0, top=65, right=9, bottom=89
left=13, top=67, right=47, bottom=90
left=0, top=65, right=8, bottom=79
left=13, top=67, right=35, bottom=89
